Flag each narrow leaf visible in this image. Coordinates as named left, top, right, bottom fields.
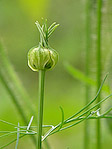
left=35, top=21, right=46, bottom=46
left=58, top=106, right=64, bottom=131
left=48, top=24, right=59, bottom=38
left=65, top=74, right=108, bottom=121
left=61, top=112, right=91, bottom=131
left=0, top=134, right=26, bottom=149
left=48, top=22, right=56, bottom=32
left=64, top=62, right=110, bottom=93
left=15, top=123, right=20, bottom=149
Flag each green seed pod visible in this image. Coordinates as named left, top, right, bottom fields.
left=28, top=46, right=58, bottom=71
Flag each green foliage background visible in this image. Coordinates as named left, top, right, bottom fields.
left=0, top=0, right=112, bottom=148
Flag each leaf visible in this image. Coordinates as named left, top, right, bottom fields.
left=65, top=74, right=108, bottom=122
left=61, top=112, right=91, bottom=131
left=0, top=134, right=26, bottom=149
left=48, top=24, right=59, bottom=38
left=58, top=106, right=64, bottom=131
left=35, top=21, right=47, bottom=46
left=15, top=123, right=20, bottom=149
left=48, top=22, right=56, bottom=32
left=64, top=62, right=110, bottom=94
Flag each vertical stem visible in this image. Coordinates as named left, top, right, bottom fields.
left=96, top=0, right=102, bottom=149
left=37, top=70, right=45, bottom=149
left=84, top=0, right=91, bottom=148
left=0, top=43, right=37, bottom=146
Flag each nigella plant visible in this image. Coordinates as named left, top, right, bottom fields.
left=0, top=20, right=112, bottom=149
left=28, top=20, right=59, bottom=149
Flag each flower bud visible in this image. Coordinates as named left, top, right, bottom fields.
left=28, top=46, right=58, bottom=71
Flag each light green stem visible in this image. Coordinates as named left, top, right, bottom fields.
left=85, top=0, right=91, bottom=148
left=37, top=70, right=45, bottom=149
left=96, top=0, right=102, bottom=149
left=0, top=42, right=37, bottom=145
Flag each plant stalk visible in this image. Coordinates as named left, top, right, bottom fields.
left=0, top=42, right=37, bottom=145
left=37, top=70, right=45, bottom=149
left=85, top=0, right=91, bottom=148
left=96, top=0, right=102, bottom=149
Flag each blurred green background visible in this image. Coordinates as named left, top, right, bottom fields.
left=0, top=0, right=112, bottom=148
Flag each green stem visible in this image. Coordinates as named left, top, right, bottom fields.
left=0, top=42, right=37, bottom=145
left=37, top=70, right=45, bottom=149
left=96, top=0, right=102, bottom=149
left=85, top=0, right=91, bottom=148
left=0, top=71, right=28, bottom=124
